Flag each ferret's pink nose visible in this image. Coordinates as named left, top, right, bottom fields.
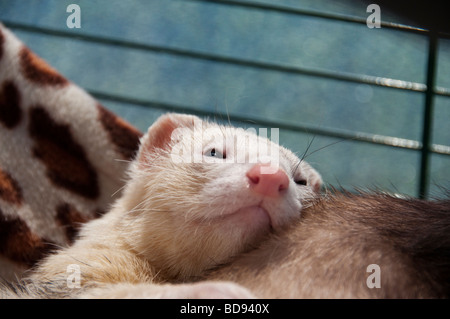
left=246, top=164, right=289, bottom=197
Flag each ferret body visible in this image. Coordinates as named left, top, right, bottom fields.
left=2, top=113, right=322, bottom=298
left=206, top=191, right=450, bottom=298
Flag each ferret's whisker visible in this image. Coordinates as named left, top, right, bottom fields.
left=302, top=136, right=357, bottom=161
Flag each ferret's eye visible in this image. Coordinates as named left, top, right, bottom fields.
left=205, top=148, right=225, bottom=159
left=295, top=179, right=307, bottom=186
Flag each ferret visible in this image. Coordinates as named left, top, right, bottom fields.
left=2, top=113, right=322, bottom=298
left=205, top=191, right=450, bottom=298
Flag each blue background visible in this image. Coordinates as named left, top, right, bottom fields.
left=1, top=0, right=449, bottom=197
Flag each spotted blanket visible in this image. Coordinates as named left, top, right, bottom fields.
left=0, top=23, right=143, bottom=282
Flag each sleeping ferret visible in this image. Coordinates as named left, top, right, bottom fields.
left=2, top=113, right=322, bottom=298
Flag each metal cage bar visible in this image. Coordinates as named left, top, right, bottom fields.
left=419, top=31, right=439, bottom=198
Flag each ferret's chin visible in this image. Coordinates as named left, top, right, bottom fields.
left=224, top=205, right=273, bottom=233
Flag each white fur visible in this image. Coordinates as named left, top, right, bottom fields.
left=4, top=113, right=322, bottom=298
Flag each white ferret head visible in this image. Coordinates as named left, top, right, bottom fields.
left=118, top=113, right=322, bottom=280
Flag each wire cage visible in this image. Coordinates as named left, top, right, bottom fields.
left=1, top=0, right=449, bottom=198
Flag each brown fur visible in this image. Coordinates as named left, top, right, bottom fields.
left=0, top=80, right=22, bottom=129
left=96, top=104, right=142, bottom=159
left=0, top=168, right=22, bottom=205
left=0, top=23, right=142, bottom=281
left=206, top=191, right=450, bottom=298
left=19, top=47, right=68, bottom=86
left=28, top=106, right=100, bottom=199
left=0, top=208, right=55, bottom=267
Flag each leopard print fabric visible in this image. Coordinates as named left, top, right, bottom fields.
left=0, top=23, right=142, bottom=282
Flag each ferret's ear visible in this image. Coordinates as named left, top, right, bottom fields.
left=136, top=113, right=200, bottom=163
left=310, top=174, right=323, bottom=194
